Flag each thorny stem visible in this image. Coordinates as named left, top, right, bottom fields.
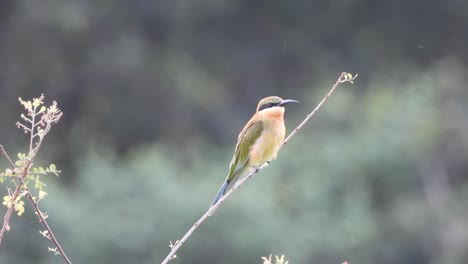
left=24, top=186, right=72, bottom=264
left=160, top=72, right=357, bottom=264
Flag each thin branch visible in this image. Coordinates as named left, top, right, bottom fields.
left=161, top=72, right=357, bottom=264
left=16, top=122, right=31, bottom=132
left=282, top=72, right=357, bottom=146
left=20, top=114, right=32, bottom=124
left=29, top=105, right=36, bottom=152
left=24, top=184, right=72, bottom=264
left=0, top=145, right=15, bottom=169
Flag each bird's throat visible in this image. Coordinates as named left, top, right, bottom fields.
left=258, top=107, right=285, bottom=119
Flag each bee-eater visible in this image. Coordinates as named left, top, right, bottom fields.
left=211, top=96, right=299, bottom=205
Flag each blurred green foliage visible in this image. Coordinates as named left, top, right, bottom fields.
left=1, top=0, right=468, bottom=264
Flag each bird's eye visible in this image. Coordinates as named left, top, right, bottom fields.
left=258, top=102, right=278, bottom=111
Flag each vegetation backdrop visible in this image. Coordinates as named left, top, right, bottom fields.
left=0, top=1, right=467, bottom=264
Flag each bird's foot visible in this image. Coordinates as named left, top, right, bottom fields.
left=253, top=161, right=271, bottom=173
left=253, top=166, right=261, bottom=173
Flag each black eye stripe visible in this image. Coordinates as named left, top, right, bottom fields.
left=258, top=102, right=278, bottom=111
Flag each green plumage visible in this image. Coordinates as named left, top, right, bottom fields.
left=211, top=120, right=264, bottom=205
left=228, top=120, right=264, bottom=183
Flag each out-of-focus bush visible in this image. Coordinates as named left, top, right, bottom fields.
left=1, top=1, right=468, bottom=263
left=2, top=61, right=468, bottom=263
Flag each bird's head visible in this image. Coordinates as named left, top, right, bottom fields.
left=256, top=96, right=299, bottom=113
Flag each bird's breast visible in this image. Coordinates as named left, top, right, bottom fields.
left=249, top=120, right=286, bottom=166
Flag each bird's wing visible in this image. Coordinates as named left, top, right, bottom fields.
left=226, top=119, right=264, bottom=182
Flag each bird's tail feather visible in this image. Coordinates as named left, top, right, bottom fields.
left=211, top=180, right=229, bottom=206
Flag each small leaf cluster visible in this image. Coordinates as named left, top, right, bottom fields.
left=168, top=240, right=180, bottom=260
left=1, top=154, right=60, bottom=217
left=339, top=72, right=358, bottom=84
left=3, top=195, right=25, bottom=216
left=262, top=255, right=289, bottom=264
left=16, top=94, right=62, bottom=154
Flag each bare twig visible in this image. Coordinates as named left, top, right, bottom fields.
left=161, top=72, right=357, bottom=264
left=0, top=145, right=15, bottom=169
left=282, top=72, right=358, bottom=145
left=25, top=188, right=72, bottom=264
left=29, top=106, right=36, bottom=151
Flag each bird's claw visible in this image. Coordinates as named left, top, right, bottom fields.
left=253, top=166, right=261, bottom=173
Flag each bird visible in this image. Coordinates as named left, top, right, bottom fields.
left=211, top=96, right=299, bottom=206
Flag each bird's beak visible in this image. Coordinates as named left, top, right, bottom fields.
left=278, top=99, right=300, bottom=106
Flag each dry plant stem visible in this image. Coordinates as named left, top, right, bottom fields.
left=29, top=108, right=36, bottom=151
left=24, top=191, right=72, bottom=264
left=0, top=146, right=15, bottom=169
left=160, top=72, right=357, bottom=264
left=282, top=72, right=357, bottom=145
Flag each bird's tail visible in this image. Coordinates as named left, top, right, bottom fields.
left=211, top=180, right=229, bottom=206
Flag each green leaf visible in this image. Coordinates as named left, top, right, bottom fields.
left=34, top=176, right=43, bottom=189
left=33, top=98, right=41, bottom=107
left=1, top=169, right=14, bottom=177
left=38, top=191, right=47, bottom=199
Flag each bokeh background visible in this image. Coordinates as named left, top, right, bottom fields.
left=1, top=1, right=468, bottom=264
